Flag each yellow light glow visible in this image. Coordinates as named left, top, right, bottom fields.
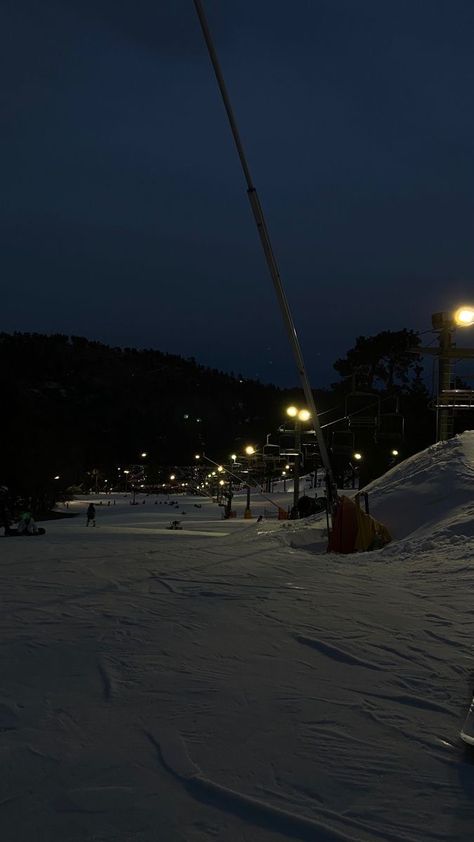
left=170, top=474, right=176, bottom=480
left=298, top=409, right=311, bottom=422
left=286, top=405, right=298, bottom=417
left=141, top=452, right=147, bottom=458
left=217, top=465, right=224, bottom=472
left=245, top=445, right=255, bottom=456
left=454, top=306, right=474, bottom=327
left=353, top=452, right=363, bottom=461
left=219, top=479, right=225, bottom=486
left=230, top=454, right=237, bottom=460
left=195, top=454, right=200, bottom=460
left=391, top=449, right=399, bottom=456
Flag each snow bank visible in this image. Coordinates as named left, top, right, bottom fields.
left=365, top=431, right=474, bottom=541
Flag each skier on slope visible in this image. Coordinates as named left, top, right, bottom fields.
left=86, top=503, right=96, bottom=527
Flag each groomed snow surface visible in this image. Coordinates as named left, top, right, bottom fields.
left=3, top=432, right=474, bottom=841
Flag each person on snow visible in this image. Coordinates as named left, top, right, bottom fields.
left=86, top=503, right=96, bottom=527
left=0, top=486, right=12, bottom=535
left=17, top=511, right=39, bottom=535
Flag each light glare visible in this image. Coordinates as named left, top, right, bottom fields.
left=454, top=306, right=474, bottom=327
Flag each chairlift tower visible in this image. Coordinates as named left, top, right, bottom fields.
left=421, top=310, right=474, bottom=441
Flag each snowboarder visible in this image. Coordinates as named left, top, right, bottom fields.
left=86, top=503, right=96, bottom=527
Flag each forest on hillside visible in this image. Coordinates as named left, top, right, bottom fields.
left=0, top=330, right=438, bottom=506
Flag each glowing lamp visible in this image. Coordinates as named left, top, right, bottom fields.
left=454, top=306, right=474, bottom=327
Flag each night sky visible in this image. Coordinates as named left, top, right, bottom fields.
left=2, top=0, right=474, bottom=386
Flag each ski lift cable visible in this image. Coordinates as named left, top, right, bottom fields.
left=199, top=454, right=284, bottom=511
left=192, top=0, right=336, bottom=511
left=321, top=392, right=402, bottom=430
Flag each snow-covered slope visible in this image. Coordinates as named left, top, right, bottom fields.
left=366, top=431, right=474, bottom=540
left=2, top=437, right=474, bottom=842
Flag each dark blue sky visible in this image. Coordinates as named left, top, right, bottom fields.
left=2, top=0, right=474, bottom=385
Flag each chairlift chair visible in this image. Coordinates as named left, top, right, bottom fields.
left=376, top=396, right=405, bottom=444
left=345, top=392, right=380, bottom=430
left=376, top=412, right=405, bottom=443
left=331, top=429, right=355, bottom=458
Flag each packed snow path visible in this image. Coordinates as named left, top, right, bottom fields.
left=2, top=436, right=474, bottom=841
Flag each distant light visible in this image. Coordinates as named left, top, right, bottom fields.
left=245, top=445, right=255, bottom=456
left=286, top=405, right=298, bottom=418
left=353, top=452, right=363, bottom=461
left=454, top=306, right=474, bottom=327
left=196, top=417, right=202, bottom=423
left=183, top=414, right=189, bottom=419
left=170, top=474, right=176, bottom=480
left=298, top=409, right=311, bottom=422
left=124, top=469, right=130, bottom=474
left=219, top=479, right=225, bottom=486
left=195, top=454, right=200, bottom=460
left=54, top=475, right=60, bottom=480
left=391, top=449, right=399, bottom=456
left=282, top=471, right=286, bottom=475
left=141, top=452, right=147, bottom=458
left=285, top=464, right=290, bottom=469
left=230, top=454, right=237, bottom=461
left=217, top=465, right=224, bottom=472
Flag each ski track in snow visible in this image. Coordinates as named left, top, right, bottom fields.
left=293, top=634, right=383, bottom=671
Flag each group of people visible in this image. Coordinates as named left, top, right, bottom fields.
left=0, top=486, right=103, bottom=536
left=0, top=487, right=44, bottom=536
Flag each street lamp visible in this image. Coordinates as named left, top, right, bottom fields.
left=353, top=452, right=362, bottom=461
left=243, top=445, right=258, bottom=517
left=285, top=405, right=311, bottom=514
left=140, top=452, right=147, bottom=459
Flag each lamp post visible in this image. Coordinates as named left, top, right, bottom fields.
left=426, top=307, right=474, bottom=441
left=243, top=445, right=256, bottom=518
left=286, top=406, right=311, bottom=515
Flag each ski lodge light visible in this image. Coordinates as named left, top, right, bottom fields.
left=454, top=306, right=474, bottom=327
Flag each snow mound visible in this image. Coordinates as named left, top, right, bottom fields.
left=365, top=431, right=474, bottom=541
